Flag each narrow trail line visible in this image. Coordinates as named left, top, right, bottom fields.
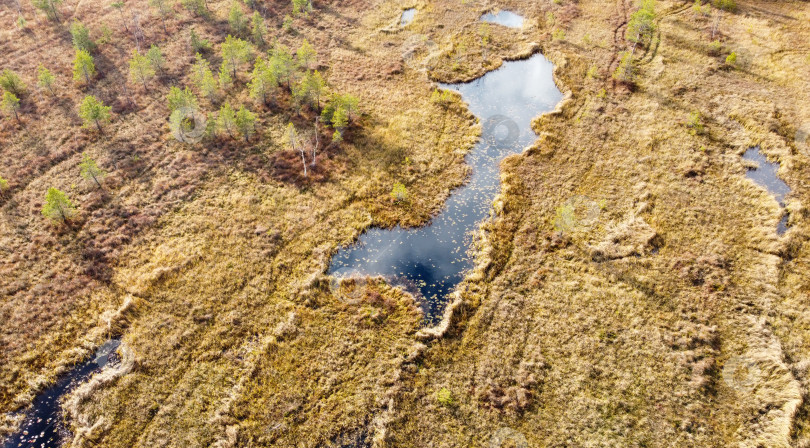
left=638, top=1, right=693, bottom=65
left=608, top=0, right=691, bottom=80
left=607, top=0, right=631, bottom=78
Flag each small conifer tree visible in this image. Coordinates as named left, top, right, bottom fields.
left=70, top=20, right=96, bottom=52
left=37, top=65, right=56, bottom=95
left=41, top=187, right=77, bottom=222
left=129, top=50, right=155, bottom=90
left=217, top=102, right=237, bottom=137
left=235, top=105, right=256, bottom=141
left=2, top=92, right=21, bottom=121
left=251, top=12, right=266, bottom=47
left=146, top=45, right=166, bottom=76
left=73, top=49, right=96, bottom=84
left=0, top=69, right=26, bottom=96
left=78, top=95, right=111, bottom=131
left=79, top=153, right=106, bottom=188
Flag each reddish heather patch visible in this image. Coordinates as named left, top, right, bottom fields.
left=269, top=149, right=340, bottom=186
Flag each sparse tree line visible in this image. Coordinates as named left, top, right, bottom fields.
left=612, top=0, right=656, bottom=84
left=1, top=13, right=120, bottom=129
left=0, top=64, right=106, bottom=221
left=162, top=34, right=359, bottom=177
left=2, top=0, right=358, bottom=225
left=21, top=0, right=311, bottom=35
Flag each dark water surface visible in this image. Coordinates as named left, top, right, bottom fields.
left=742, top=147, right=791, bottom=235
left=329, top=55, right=562, bottom=323
left=2, top=340, right=120, bottom=448
left=480, top=10, right=525, bottom=28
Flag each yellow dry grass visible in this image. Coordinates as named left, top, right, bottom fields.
left=0, top=0, right=479, bottom=438
left=1, top=0, right=810, bottom=446
left=388, top=1, right=810, bottom=447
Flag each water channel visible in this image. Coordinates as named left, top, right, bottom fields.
left=2, top=340, right=120, bottom=448
left=329, top=53, right=563, bottom=323
left=742, top=147, right=790, bottom=235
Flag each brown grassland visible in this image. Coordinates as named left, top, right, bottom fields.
left=2, top=0, right=810, bottom=446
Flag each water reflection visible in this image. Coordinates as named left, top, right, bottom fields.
left=742, top=147, right=791, bottom=235
left=400, top=8, right=416, bottom=26
left=480, top=10, right=525, bottom=28
left=2, top=340, right=121, bottom=448
left=329, top=55, right=562, bottom=323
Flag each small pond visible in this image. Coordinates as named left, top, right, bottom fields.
left=329, top=54, right=562, bottom=323
left=742, top=147, right=790, bottom=235
left=2, top=340, right=121, bottom=448
left=480, top=10, right=525, bottom=28
left=400, top=8, right=416, bottom=26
